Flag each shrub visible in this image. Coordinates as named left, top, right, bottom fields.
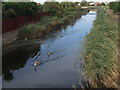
left=43, top=2, right=63, bottom=17
left=101, top=2, right=106, bottom=6
left=43, top=2, right=81, bottom=17
left=109, top=2, right=120, bottom=13
left=2, top=2, right=38, bottom=17
left=81, top=0, right=88, bottom=6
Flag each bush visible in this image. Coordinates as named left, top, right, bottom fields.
left=81, top=0, right=88, bottom=6
left=101, top=2, right=106, bottom=6
left=43, top=2, right=63, bottom=17
left=2, top=2, right=38, bottom=17
left=43, top=2, right=81, bottom=17
left=109, top=2, right=120, bottom=12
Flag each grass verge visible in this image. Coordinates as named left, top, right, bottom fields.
left=18, top=9, right=89, bottom=40
left=83, top=7, right=118, bottom=88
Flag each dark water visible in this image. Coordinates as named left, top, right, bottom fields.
left=2, top=11, right=96, bottom=88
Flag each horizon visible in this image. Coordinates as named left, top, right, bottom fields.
left=33, top=0, right=116, bottom=4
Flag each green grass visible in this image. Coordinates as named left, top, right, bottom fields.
left=18, top=9, right=90, bottom=40
left=83, top=7, right=118, bottom=87
left=18, top=16, right=61, bottom=39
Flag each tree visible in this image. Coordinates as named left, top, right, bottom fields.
left=81, top=0, right=87, bottom=3
left=2, top=2, right=38, bottom=17
left=101, top=2, right=105, bottom=6
left=109, top=2, right=120, bottom=13
left=43, top=2, right=63, bottom=17
left=81, top=0, right=88, bottom=6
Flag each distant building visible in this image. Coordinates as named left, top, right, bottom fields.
left=78, top=3, right=81, bottom=6
left=95, top=2, right=102, bottom=5
left=36, top=3, right=41, bottom=5
left=89, top=1, right=96, bottom=6
left=104, top=2, right=109, bottom=5
left=89, top=2, right=96, bottom=6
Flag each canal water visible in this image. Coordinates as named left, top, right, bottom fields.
left=2, top=11, right=96, bottom=88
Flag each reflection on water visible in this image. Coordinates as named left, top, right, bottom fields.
left=2, top=15, right=80, bottom=82
left=2, top=11, right=96, bottom=88
left=2, top=44, right=40, bottom=81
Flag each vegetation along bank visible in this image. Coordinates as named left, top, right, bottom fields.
left=17, top=2, right=90, bottom=40
left=83, top=6, right=119, bottom=88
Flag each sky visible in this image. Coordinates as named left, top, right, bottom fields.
left=33, top=0, right=115, bottom=4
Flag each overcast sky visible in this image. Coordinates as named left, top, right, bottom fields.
left=33, top=0, right=115, bottom=4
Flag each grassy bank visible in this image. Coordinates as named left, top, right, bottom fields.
left=83, top=7, right=118, bottom=88
left=18, top=9, right=89, bottom=40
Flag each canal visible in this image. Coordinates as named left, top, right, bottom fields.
left=2, top=10, right=96, bottom=88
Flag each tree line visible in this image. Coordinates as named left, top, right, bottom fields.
left=2, top=2, right=82, bottom=18
left=109, top=1, right=120, bottom=12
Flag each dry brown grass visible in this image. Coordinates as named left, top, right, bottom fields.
left=102, top=9, right=119, bottom=88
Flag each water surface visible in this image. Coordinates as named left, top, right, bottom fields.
left=2, top=11, right=96, bottom=88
